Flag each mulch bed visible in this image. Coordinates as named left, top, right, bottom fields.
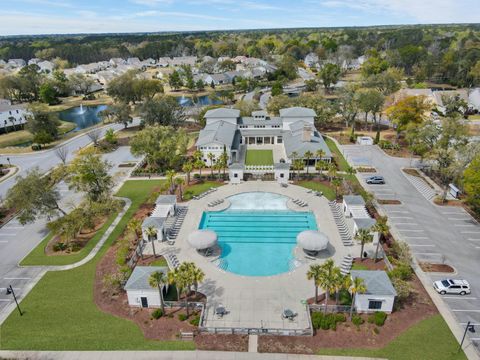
left=378, top=199, right=402, bottom=205
left=195, top=334, right=249, bottom=352
left=258, top=275, right=437, bottom=354
left=419, top=262, right=455, bottom=273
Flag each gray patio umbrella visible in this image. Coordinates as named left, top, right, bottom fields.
left=297, top=230, right=329, bottom=252
left=188, top=229, right=218, bottom=250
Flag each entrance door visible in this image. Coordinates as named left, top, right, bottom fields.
left=140, top=297, right=148, bottom=308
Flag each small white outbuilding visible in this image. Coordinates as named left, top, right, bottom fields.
left=125, top=266, right=169, bottom=308
left=351, top=270, right=396, bottom=313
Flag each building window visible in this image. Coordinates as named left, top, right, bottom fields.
left=368, top=300, right=382, bottom=310
left=256, top=137, right=263, bottom=145
left=277, top=136, right=283, bottom=144
left=280, top=173, right=284, bottom=178
left=249, top=137, right=256, bottom=145
left=264, top=137, right=271, bottom=144
left=234, top=173, right=238, bottom=178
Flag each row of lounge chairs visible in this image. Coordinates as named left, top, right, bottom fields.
left=166, top=206, right=188, bottom=244
left=166, top=253, right=180, bottom=269
left=193, top=187, right=218, bottom=200
left=329, top=201, right=354, bottom=246
left=306, top=189, right=323, bottom=197
left=340, top=255, right=354, bottom=275
left=293, top=199, right=308, bottom=207
left=208, top=199, right=224, bottom=207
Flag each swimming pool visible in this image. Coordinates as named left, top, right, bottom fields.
left=198, top=192, right=317, bottom=276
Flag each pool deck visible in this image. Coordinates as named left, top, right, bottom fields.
left=143, top=181, right=360, bottom=332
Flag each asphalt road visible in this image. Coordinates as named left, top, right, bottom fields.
left=341, top=144, right=480, bottom=353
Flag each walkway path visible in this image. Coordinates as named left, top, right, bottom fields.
left=0, top=350, right=386, bottom=360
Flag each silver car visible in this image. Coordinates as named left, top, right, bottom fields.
left=433, top=279, right=471, bottom=295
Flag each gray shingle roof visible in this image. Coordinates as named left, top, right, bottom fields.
left=350, top=270, right=397, bottom=296
left=155, top=195, right=177, bottom=205
left=204, top=108, right=240, bottom=118
left=280, top=107, right=316, bottom=118
left=142, top=217, right=166, bottom=229
left=196, top=120, right=238, bottom=147
left=283, top=124, right=332, bottom=159
left=343, top=195, right=366, bottom=206
left=124, top=266, right=168, bottom=291
left=353, top=217, right=377, bottom=230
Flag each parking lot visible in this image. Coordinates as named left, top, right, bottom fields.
left=342, top=144, right=480, bottom=352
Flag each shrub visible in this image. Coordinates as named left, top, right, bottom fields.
left=311, top=312, right=347, bottom=330
left=178, top=313, right=188, bottom=321
left=151, top=308, right=163, bottom=319
left=373, top=327, right=380, bottom=335
left=352, top=315, right=364, bottom=327
left=189, top=315, right=200, bottom=326
left=335, top=313, right=347, bottom=323
left=52, top=242, right=67, bottom=252
left=374, top=311, right=387, bottom=326
left=388, top=263, right=413, bottom=281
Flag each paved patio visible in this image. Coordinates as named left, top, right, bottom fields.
left=143, top=181, right=360, bottom=332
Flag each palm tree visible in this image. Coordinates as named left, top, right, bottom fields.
left=127, top=218, right=142, bottom=243
left=193, top=150, right=203, bottom=161
left=307, top=264, right=323, bottom=304
left=293, top=159, right=304, bottom=180
left=166, top=170, right=176, bottom=194
left=304, top=150, right=313, bottom=175
left=182, top=162, right=193, bottom=185
left=315, top=160, right=326, bottom=180
left=315, top=149, right=325, bottom=164
left=168, top=268, right=183, bottom=301
left=372, top=216, right=390, bottom=262
left=184, top=262, right=205, bottom=297
left=207, top=152, right=215, bottom=178
left=332, top=178, right=342, bottom=199
left=319, top=259, right=341, bottom=314
left=327, top=163, right=337, bottom=181
left=149, top=271, right=167, bottom=314
left=175, top=176, right=185, bottom=200
left=355, top=228, right=373, bottom=260
left=349, top=276, right=367, bottom=319
left=194, top=159, right=204, bottom=179
left=144, top=225, right=158, bottom=258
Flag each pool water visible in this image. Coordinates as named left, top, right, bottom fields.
left=198, top=192, right=317, bottom=276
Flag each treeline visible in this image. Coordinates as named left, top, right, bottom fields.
left=1, top=24, right=479, bottom=86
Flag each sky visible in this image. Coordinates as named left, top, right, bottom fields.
left=0, top=0, right=479, bottom=36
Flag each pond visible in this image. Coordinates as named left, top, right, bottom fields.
left=58, top=104, right=108, bottom=130
left=176, top=94, right=223, bottom=107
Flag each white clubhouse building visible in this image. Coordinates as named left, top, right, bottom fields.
left=196, top=107, right=332, bottom=167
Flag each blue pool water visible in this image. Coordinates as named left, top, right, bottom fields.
left=198, top=192, right=317, bottom=276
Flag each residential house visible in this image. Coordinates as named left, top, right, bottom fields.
left=304, top=53, right=319, bottom=68
left=469, top=88, right=480, bottom=111
left=168, top=56, right=197, bottom=67
left=125, top=266, right=169, bottom=308
left=8, top=59, right=26, bottom=68
left=350, top=270, right=397, bottom=313
left=109, top=58, right=126, bottom=67
left=0, top=102, right=28, bottom=133
left=37, top=60, right=55, bottom=73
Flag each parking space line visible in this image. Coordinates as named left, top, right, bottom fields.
left=0, top=233, right=17, bottom=236
left=414, top=252, right=442, bottom=255
left=404, top=236, right=429, bottom=239
left=448, top=217, right=472, bottom=221
left=390, top=216, right=413, bottom=219
left=461, top=323, right=480, bottom=326
left=467, top=238, right=480, bottom=241
left=444, top=297, right=477, bottom=300
left=452, top=309, right=480, bottom=312
left=0, top=287, right=21, bottom=291
left=0, top=299, right=11, bottom=302
left=395, top=222, right=419, bottom=225
left=409, top=244, right=435, bottom=247
left=0, top=240, right=8, bottom=243
left=442, top=211, right=467, bottom=215
left=461, top=231, right=480, bottom=234
left=399, top=229, right=424, bottom=232
left=4, top=277, right=31, bottom=280
left=3, top=226, right=23, bottom=229
left=454, top=224, right=476, bottom=227
left=470, top=338, right=480, bottom=341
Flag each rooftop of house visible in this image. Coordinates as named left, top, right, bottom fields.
left=279, top=107, right=317, bottom=118
left=350, top=270, right=397, bottom=296
left=353, top=217, right=377, bottom=230
left=155, top=195, right=177, bottom=205
left=204, top=108, right=240, bottom=119
left=141, top=217, right=166, bottom=229
left=343, top=195, right=366, bottom=206
left=124, top=266, right=168, bottom=291
left=196, top=120, right=239, bottom=148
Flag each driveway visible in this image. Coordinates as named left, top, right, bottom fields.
left=340, top=144, right=480, bottom=354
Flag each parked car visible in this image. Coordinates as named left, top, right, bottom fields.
left=366, top=176, right=385, bottom=184
left=433, top=279, right=471, bottom=295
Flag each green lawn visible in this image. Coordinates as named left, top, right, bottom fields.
left=351, top=263, right=369, bottom=270
left=245, top=149, right=274, bottom=165
left=0, top=180, right=194, bottom=351
left=183, top=181, right=224, bottom=200
left=296, top=180, right=336, bottom=201
left=317, top=315, right=466, bottom=360
left=324, top=136, right=349, bottom=172
left=149, top=258, right=168, bottom=267
left=0, top=121, right=76, bottom=148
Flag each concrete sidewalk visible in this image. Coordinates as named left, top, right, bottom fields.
left=0, top=351, right=386, bottom=360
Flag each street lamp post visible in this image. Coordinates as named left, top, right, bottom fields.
left=6, top=285, right=23, bottom=316
left=458, top=321, right=475, bottom=352
left=6, top=157, right=11, bottom=166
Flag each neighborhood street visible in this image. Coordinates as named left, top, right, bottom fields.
left=341, top=144, right=480, bottom=354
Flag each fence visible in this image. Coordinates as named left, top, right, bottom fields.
left=309, top=304, right=352, bottom=314
left=198, top=304, right=313, bottom=336
left=244, top=165, right=274, bottom=173
left=127, top=239, right=146, bottom=268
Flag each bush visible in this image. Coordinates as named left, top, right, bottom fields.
left=189, top=315, right=200, bottom=326
left=388, top=263, right=413, bottom=281
left=352, top=315, right=364, bottom=327
left=311, top=312, right=347, bottom=331
left=178, top=313, right=188, bottom=321
left=151, top=308, right=163, bottom=319
left=52, top=242, right=67, bottom=252
left=335, top=313, right=347, bottom=323
left=373, top=327, right=380, bottom=334
left=374, top=311, right=387, bottom=326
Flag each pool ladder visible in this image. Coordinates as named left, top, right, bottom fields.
left=214, top=258, right=229, bottom=271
